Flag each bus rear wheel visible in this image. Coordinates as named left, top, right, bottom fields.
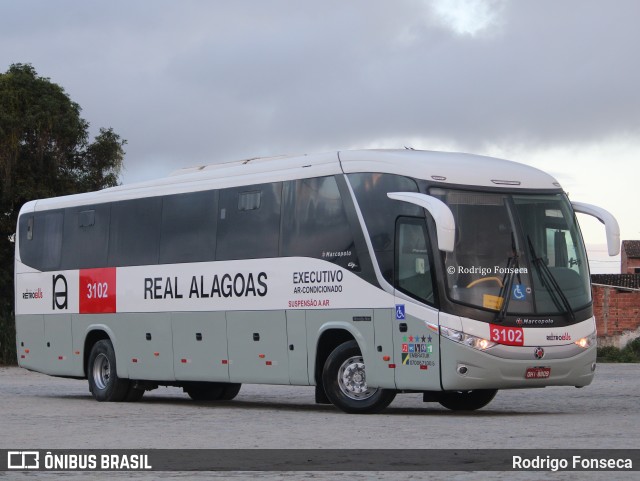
left=438, top=389, right=497, bottom=411
left=125, top=384, right=145, bottom=402
left=219, top=383, right=242, bottom=401
left=322, top=340, right=396, bottom=414
left=87, top=339, right=130, bottom=402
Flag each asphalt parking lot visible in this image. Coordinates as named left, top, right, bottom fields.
left=1, top=363, right=639, bottom=480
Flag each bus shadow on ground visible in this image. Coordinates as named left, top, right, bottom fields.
left=43, top=391, right=568, bottom=416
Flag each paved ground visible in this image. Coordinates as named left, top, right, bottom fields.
left=1, top=363, right=639, bottom=480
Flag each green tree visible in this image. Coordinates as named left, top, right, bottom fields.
left=0, top=63, right=125, bottom=364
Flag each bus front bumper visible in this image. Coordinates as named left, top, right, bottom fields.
left=440, top=337, right=597, bottom=391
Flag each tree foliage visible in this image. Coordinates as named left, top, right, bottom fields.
left=0, top=63, right=125, bottom=364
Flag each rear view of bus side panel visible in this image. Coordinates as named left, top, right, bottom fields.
left=227, top=310, right=290, bottom=384
left=15, top=315, right=45, bottom=372
left=71, top=314, right=128, bottom=379
left=171, top=311, right=230, bottom=381
left=43, top=313, right=75, bottom=376
left=118, top=313, right=175, bottom=382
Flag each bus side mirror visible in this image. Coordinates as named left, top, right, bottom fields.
left=387, top=192, right=455, bottom=252
left=571, top=201, right=620, bottom=256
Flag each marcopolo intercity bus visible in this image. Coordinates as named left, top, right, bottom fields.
left=14, top=149, right=620, bottom=413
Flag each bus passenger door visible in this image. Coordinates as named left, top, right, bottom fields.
left=392, top=217, right=441, bottom=391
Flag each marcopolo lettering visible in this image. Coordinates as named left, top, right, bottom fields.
left=144, top=272, right=267, bottom=300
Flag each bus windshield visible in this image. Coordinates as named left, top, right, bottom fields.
left=429, top=188, right=591, bottom=318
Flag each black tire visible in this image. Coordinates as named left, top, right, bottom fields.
left=184, top=382, right=225, bottom=401
left=87, top=339, right=130, bottom=402
left=438, top=389, right=497, bottom=411
left=322, top=340, right=396, bottom=414
left=218, top=383, right=242, bottom=401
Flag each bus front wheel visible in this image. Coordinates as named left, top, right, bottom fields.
left=322, top=340, right=396, bottom=414
left=438, top=389, right=497, bottom=411
left=87, top=339, right=130, bottom=402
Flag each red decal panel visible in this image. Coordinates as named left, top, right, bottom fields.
left=80, top=268, right=116, bottom=314
left=489, top=324, right=524, bottom=346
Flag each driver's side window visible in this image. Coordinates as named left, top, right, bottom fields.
left=395, top=218, right=436, bottom=305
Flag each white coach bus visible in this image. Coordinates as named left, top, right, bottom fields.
left=14, top=149, right=619, bottom=413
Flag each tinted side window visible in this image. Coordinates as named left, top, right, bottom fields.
left=18, top=214, right=36, bottom=268
left=19, top=211, right=64, bottom=271
left=160, top=190, right=217, bottom=264
left=108, top=197, right=162, bottom=266
left=348, top=173, right=421, bottom=283
left=396, top=218, right=435, bottom=305
left=282, top=176, right=359, bottom=269
left=61, top=204, right=110, bottom=269
left=216, top=183, right=282, bottom=261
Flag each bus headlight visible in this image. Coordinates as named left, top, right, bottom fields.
left=574, top=333, right=597, bottom=349
left=440, top=326, right=496, bottom=351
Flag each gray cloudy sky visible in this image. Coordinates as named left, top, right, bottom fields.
left=2, top=0, right=639, bottom=272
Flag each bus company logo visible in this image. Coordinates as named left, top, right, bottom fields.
left=52, top=274, right=68, bottom=310
left=546, top=332, right=571, bottom=341
left=7, top=451, right=39, bottom=469
left=516, top=318, right=555, bottom=326
left=22, top=288, right=44, bottom=300
left=534, top=347, right=545, bottom=360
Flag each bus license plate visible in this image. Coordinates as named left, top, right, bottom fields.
left=525, top=367, right=551, bottom=379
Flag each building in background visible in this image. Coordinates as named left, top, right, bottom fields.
left=591, top=240, right=640, bottom=348
left=621, top=240, right=640, bottom=274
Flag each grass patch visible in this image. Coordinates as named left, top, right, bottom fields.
left=597, top=338, right=640, bottom=363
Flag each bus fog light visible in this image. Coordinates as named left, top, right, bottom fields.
left=457, top=365, right=468, bottom=375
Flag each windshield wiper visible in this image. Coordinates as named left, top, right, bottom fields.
left=526, top=236, right=575, bottom=322
left=495, top=232, right=521, bottom=322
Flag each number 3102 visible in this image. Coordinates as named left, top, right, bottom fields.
left=86, top=282, right=108, bottom=299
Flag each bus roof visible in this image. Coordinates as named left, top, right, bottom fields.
left=23, top=149, right=562, bottom=212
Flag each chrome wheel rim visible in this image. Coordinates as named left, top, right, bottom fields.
left=92, top=353, right=110, bottom=390
left=338, top=355, right=377, bottom=400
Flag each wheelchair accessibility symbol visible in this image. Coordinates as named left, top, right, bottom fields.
left=395, top=304, right=406, bottom=320
left=512, top=284, right=527, bottom=301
